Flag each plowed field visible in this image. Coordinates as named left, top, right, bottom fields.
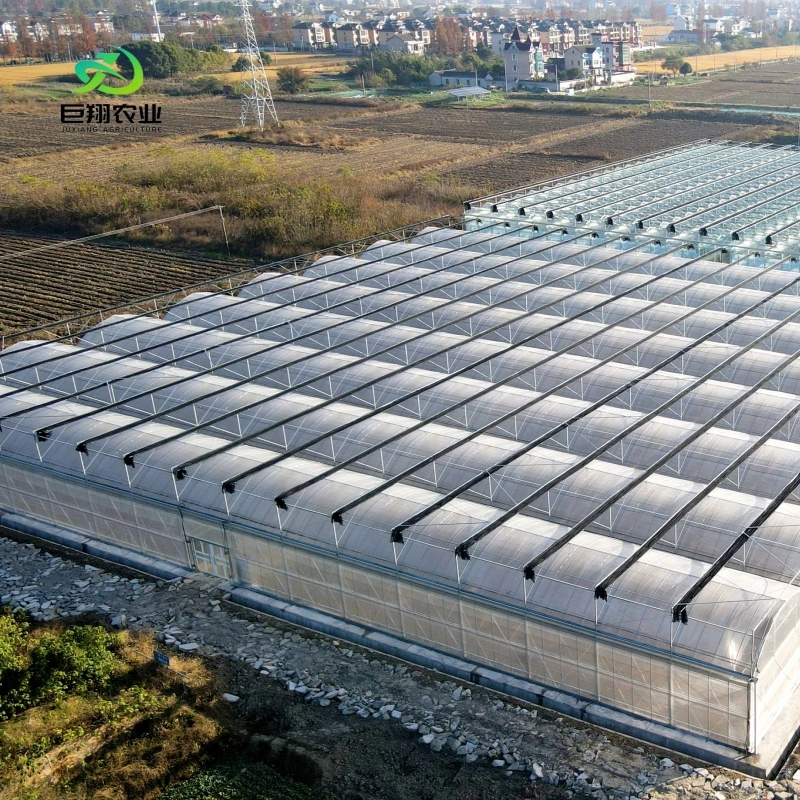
left=0, top=233, right=252, bottom=334
left=603, top=61, right=800, bottom=107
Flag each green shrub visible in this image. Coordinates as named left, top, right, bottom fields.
left=0, top=610, right=31, bottom=719
left=0, top=608, right=118, bottom=719
left=120, top=41, right=228, bottom=79
left=28, top=626, right=118, bottom=704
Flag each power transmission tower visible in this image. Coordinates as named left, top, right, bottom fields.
left=236, top=0, right=279, bottom=130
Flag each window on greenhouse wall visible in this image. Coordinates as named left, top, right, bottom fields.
left=191, top=539, right=231, bottom=580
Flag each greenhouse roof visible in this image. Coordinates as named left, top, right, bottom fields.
left=464, top=141, right=800, bottom=260
left=4, top=216, right=800, bottom=677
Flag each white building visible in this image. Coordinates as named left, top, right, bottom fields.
left=429, top=69, right=494, bottom=88
left=0, top=20, right=17, bottom=41
left=564, top=45, right=603, bottom=77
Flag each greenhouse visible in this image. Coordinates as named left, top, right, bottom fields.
left=4, top=144, right=800, bottom=774
left=465, top=140, right=800, bottom=259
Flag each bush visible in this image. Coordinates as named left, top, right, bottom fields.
left=0, top=610, right=30, bottom=719
left=0, top=608, right=118, bottom=719
left=277, top=66, right=309, bottom=94
left=350, top=50, right=452, bottom=86
left=28, top=626, right=118, bottom=704
left=120, top=41, right=228, bottom=79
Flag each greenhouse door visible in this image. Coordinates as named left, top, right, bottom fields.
left=191, top=539, right=231, bottom=579
left=180, top=513, right=233, bottom=580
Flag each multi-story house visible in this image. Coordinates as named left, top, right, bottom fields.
left=293, top=21, right=336, bottom=49
left=49, top=14, right=83, bottom=37
left=91, top=11, right=114, bottom=34
left=382, top=33, right=424, bottom=53
left=503, top=28, right=545, bottom=83
left=564, top=44, right=603, bottom=77
left=1, top=20, right=17, bottom=41
left=335, top=22, right=371, bottom=51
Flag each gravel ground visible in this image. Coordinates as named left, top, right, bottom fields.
left=1, top=531, right=799, bottom=800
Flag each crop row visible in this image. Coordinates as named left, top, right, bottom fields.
left=0, top=233, right=253, bottom=334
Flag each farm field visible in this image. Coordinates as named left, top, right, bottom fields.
left=635, top=45, right=800, bottom=74
left=0, top=68, right=781, bottom=332
left=1, top=105, right=752, bottom=204
left=213, top=51, right=350, bottom=81
left=0, top=233, right=252, bottom=334
left=0, top=51, right=349, bottom=87
left=441, top=113, right=754, bottom=186
left=0, top=96, right=384, bottom=159
left=601, top=61, right=800, bottom=107
left=325, top=105, right=588, bottom=143
left=0, top=60, right=75, bottom=85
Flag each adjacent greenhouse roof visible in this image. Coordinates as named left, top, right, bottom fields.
left=5, top=212, right=800, bottom=679
left=464, top=141, right=800, bottom=260
left=446, top=86, right=491, bottom=98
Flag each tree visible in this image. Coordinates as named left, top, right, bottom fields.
left=120, top=40, right=227, bottom=79
left=661, top=54, right=684, bottom=75
left=565, top=67, right=583, bottom=79
left=277, top=66, right=309, bottom=94
left=432, top=17, right=465, bottom=54
left=679, top=61, right=693, bottom=74
left=270, top=13, right=293, bottom=47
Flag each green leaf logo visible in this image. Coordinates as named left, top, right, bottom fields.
left=74, top=47, right=144, bottom=95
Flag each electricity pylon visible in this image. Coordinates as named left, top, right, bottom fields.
left=236, top=0, right=279, bottom=130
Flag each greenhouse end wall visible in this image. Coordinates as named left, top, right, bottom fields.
left=0, top=454, right=755, bottom=754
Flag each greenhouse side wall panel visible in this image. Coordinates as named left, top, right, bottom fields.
left=0, top=461, right=189, bottom=566
left=224, top=515, right=751, bottom=750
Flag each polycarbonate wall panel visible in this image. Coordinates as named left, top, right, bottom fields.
left=0, top=461, right=189, bottom=566
left=226, top=522, right=750, bottom=748
left=752, top=595, right=800, bottom=741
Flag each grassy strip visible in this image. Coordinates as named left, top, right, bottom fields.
left=0, top=146, right=483, bottom=260
left=0, top=617, right=240, bottom=800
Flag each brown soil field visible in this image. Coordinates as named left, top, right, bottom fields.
left=603, top=61, right=800, bottom=107
left=0, top=96, right=381, bottom=159
left=439, top=113, right=754, bottom=188
left=0, top=232, right=252, bottom=333
left=325, top=105, right=579, bottom=144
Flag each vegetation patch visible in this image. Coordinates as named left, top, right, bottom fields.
left=0, top=146, right=479, bottom=259
left=158, top=761, right=334, bottom=800
left=229, top=124, right=380, bottom=150
left=0, top=609, right=327, bottom=800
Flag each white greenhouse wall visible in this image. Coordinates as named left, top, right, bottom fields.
left=0, top=455, right=754, bottom=751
